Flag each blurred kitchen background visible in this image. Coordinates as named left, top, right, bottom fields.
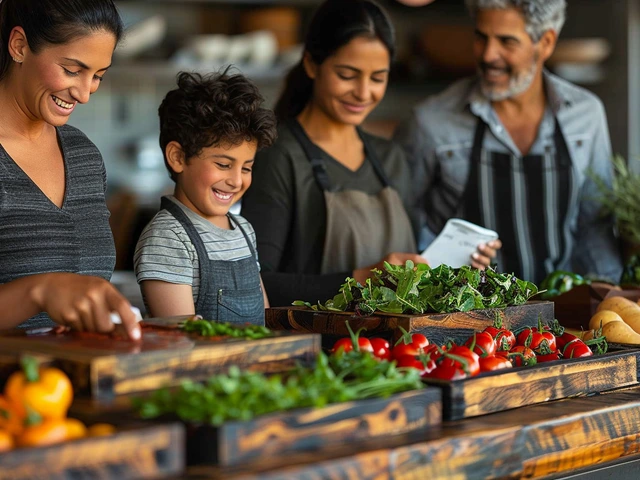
left=93, top=0, right=640, bottom=309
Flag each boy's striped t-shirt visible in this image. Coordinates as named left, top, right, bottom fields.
left=134, top=196, right=259, bottom=305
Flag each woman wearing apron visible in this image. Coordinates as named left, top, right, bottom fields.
left=241, top=0, right=499, bottom=307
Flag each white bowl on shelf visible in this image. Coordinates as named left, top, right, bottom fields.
left=116, top=15, right=167, bottom=60
left=548, top=38, right=611, bottom=66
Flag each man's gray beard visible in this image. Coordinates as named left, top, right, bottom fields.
left=480, top=61, right=537, bottom=102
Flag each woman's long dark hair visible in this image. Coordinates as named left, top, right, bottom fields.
left=0, top=0, right=123, bottom=81
left=274, top=0, right=395, bottom=120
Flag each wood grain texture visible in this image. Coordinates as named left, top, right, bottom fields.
left=0, top=423, right=184, bottom=480
left=0, top=330, right=320, bottom=401
left=425, top=349, right=640, bottom=420
left=266, top=301, right=554, bottom=347
left=177, top=387, right=640, bottom=479
left=520, top=390, right=640, bottom=478
left=185, top=448, right=392, bottom=480
left=392, top=427, right=523, bottom=480
left=186, top=388, right=442, bottom=467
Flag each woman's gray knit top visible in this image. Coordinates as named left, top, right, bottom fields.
left=0, top=124, right=116, bottom=329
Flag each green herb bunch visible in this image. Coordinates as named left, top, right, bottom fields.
left=294, top=261, right=538, bottom=314
left=180, top=319, right=271, bottom=340
left=133, top=350, right=423, bottom=426
left=591, top=155, right=640, bottom=246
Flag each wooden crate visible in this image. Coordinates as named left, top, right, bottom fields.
left=423, top=348, right=640, bottom=420
left=266, top=301, right=553, bottom=348
left=0, top=423, right=184, bottom=480
left=0, top=325, right=320, bottom=402
left=184, top=388, right=442, bottom=467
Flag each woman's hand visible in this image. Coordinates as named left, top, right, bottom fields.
left=471, top=239, right=502, bottom=270
left=31, top=273, right=141, bottom=340
left=353, top=252, right=429, bottom=284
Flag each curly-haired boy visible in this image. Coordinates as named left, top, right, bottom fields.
left=134, top=70, right=277, bottom=324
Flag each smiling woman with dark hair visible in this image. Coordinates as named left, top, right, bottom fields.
left=241, top=0, right=499, bottom=307
left=0, top=0, right=140, bottom=338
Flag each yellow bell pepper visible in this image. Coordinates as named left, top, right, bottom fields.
left=4, top=356, right=73, bottom=421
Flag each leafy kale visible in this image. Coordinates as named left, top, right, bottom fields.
left=294, top=262, right=538, bottom=315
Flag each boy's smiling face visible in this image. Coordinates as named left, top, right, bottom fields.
left=168, top=140, right=257, bottom=229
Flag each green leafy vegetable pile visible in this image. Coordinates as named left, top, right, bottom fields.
left=133, top=350, right=423, bottom=426
left=180, top=318, right=272, bottom=340
left=294, top=261, right=538, bottom=315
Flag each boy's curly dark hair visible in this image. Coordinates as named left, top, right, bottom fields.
left=158, top=69, right=277, bottom=181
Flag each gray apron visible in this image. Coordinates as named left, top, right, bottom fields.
left=460, top=115, right=574, bottom=284
left=161, top=197, right=264, bottom=325
left=289, top=121, right=416, bottom=275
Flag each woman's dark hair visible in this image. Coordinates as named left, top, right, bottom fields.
left=0, top=0, right=123, bottom=81
left=274, top=0, right=395, bottom=120
left=159, top=69, right=278, bottom=182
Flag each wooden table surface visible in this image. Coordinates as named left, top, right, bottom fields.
left=176, top=386, right=640, bottom=479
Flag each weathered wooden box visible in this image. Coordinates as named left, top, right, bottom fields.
left=424, top=348, right=640, bottom=420
left=183, top=388, right=442, bottom=467
left=0, top=423, right=184, bottom=480
left=266, top=301, right=554, bottom=348
left=0, top=322, right=320, bottom=402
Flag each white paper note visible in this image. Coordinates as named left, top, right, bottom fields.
left=421, top=218, right=499, bottom=268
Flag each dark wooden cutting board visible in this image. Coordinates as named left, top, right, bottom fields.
left=0, top=318, right=320, bottom=401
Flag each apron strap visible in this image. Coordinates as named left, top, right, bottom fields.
left=553, top=117, right=573, bottom=168
left=459, top=117, right=487, bottom=224
left=160, top=197, right=210, bottom=313
left=288, top=120, right=391, bottom=191
left=357, top=130, right=392, bottom=187
left=461, top=113, right=574, bottom=282
left=228, top=212, right=259, bottom=262
left=288, top=120, right=334, bottom=192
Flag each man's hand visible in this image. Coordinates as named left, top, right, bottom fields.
left=471, top=239, right=503, bottom=270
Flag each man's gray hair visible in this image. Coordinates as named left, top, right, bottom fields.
left=465, top=0, right=567, bottom=42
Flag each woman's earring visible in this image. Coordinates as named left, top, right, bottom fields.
left=12, top=57, right=22, bottom=64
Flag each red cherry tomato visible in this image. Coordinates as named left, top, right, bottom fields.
left=563, top=340, right=593, bottom=358
left=464, top=332, right=497, bottom=358
left=540, top=331, right=557, bottom=352
left=331, top=321, right=374, bottom=355
left=439, top=345, right=480, bottom=377
left=423, top=364, right=467, bottom=381
left=392, top=343, right=420, bottom=360
left=536, top=350, right=561, bottom=363
left=556, top=332, right=580, bottom=352
left=508, top=346, right=537, bottom=367
left=479, top=355, right=513, bottom=372
left=395, top=354, right=437, bottom=376
left=369, top=338, right=392, bottom=360
left=495, top=329, right=517, bottom=351
left=331, top=337, right=373, bottom=354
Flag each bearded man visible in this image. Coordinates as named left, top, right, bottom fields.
left=394, top=0, right=622, bottom=284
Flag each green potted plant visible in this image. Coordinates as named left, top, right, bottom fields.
left=592, top=155, right=640, bottom=286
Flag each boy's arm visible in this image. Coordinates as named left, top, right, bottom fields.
left=260, top=275, right=270, bottom=309
left=140, top=280, right=195, bottom=318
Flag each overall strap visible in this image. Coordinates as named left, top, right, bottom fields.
left=227, top=213, right=258, bottom=262
left=160, top=197, right=210, bottom=312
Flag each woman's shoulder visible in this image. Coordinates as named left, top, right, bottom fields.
left=360, top=129, right=407, bottom=163
left=58, top=124, right=98, bottom=149
left=256, top=122, right=302, bottom=161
